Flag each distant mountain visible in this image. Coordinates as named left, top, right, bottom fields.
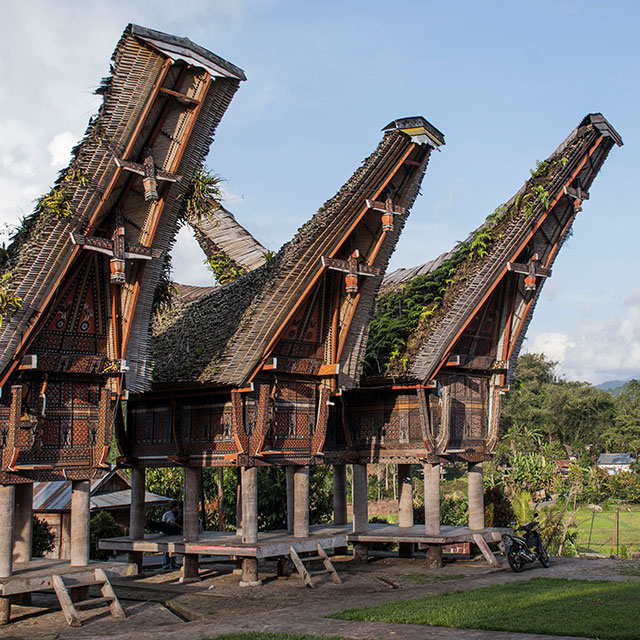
left=596, top=378, right=639, bottom=396
left=596, top=379, right=630, bottom=391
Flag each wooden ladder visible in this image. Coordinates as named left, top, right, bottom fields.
left=289, top=543, right=342, bottom=588
left=51, top=568, right=126, bottom=627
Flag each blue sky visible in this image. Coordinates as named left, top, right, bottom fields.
left=1, top=0, right=638, bottom=383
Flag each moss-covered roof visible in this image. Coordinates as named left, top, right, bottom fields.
left=364, top=113, right=622, bottom=383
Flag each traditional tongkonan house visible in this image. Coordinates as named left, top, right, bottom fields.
left=0, top=24, right=244, bottom=623
left=108, top=117, right=445, bottom=585
left=335, top=113, right=622, bottom=566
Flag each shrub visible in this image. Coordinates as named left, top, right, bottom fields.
left=32, top=515, right=55, bottom=557
left=90, top=511, right=122, bottom=560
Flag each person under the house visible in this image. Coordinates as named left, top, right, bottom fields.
left=147, top=501, right=182, bottom=569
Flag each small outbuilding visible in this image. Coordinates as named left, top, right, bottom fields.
left=597, top=453, right=636, bottom=475
left=33, top=467, right=169, bottom=559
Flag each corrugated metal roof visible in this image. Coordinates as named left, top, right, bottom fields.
left=33, top=471, right=170, bottom=512
left=598, top=453, right=636, bottom=465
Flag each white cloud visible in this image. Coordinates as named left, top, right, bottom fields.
left=48, top=132, right=76, bottom=168
left=526, top=331, right=575, bottom=366
left=526, top=304, right=640, bottom=384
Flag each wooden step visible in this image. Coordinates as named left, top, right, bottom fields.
left=52, top=569, right=126, bottom=626
left=74, top=596, right=115, bottom=609
left=289, top=544, right=342, bottom=588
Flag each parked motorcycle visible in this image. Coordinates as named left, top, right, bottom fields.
left=502, top=517, right=550, bottom=572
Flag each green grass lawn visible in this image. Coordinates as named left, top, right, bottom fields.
left=330, top=578, right=640, bottom=639
left=573, top=504, right=640, bottom=554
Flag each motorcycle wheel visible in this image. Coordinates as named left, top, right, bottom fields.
left=507, top=547, right=526, bottom=572
left=539, top=545, right=550, bottom=568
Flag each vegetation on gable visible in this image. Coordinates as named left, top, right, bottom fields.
left=363, top=148, right=574, bottom=378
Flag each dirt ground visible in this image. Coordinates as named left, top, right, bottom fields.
left=0, top=552, right=637, bottom=640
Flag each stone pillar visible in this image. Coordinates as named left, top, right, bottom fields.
left=0, top=485, right=15, bottom=578
left=13, top=483, right=33, bottom=564
left=182, top=467, right=201, bottom=582
left=352, top=464, right=368, bottom=563
left=333, top=464, right=348, bottom=555
left=240, top=466, right=261, bottom=586
left=397, top=464, right=414, bottom=558
left=468, top=461, right=485, bottom=531
left=285, top=466, right=295, bottom=533
left=71, top=480, right=90, bottom=566
left=128, top=467, right=145, bottom=571
left=293, top=466, right=309, bottom=538
left=423, top=462, right=441, bottom=536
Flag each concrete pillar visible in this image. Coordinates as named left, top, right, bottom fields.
left=240, top=466, right=261, bottom=586
left=13, top=483, right=33, bottom=564
left=293, top=466, right=309, bottom=538
left=285, top=466, right=295, bottom=533
left=397, top=464, right=414, bottom=558
left=235, top=467, right=242, bottom=537
left=352, top=464, right=368, bottom=533
left=468, top=461, right=485, bottom=531
left=128, top=467, right=145, bottom=570
left=423, top=462, right=441, bottom=537
left=352, top=464, right=368, bottom=563
left=182, top=467, right=201, bottom=582
left=70, top=480, right=90, bottom=566
left=333, top=463, right=348, bottom=555
left=332, top=464, right=347, bottom=524
left=0, top=485, right=15, bottom=578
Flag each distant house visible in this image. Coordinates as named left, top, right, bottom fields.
left=597, top=453, right=636, bottom=475
left=555, top=460, right=571, bottom=477
left=33, top=467, right=170, bottom=559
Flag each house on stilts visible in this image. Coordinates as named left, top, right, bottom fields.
left=102, top=113, right=621, bottom=579
left=0, top=24, right=245, bottom=623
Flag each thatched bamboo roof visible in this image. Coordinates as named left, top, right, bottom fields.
left=0, top=24, right=244, bottom=392
left=366, top=113, right=622, bottom=384
left=188, top=205, right=268, bottom=271
left=152, top=121, right=444, bottom=387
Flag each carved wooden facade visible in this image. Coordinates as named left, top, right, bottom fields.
left=0, top=25, right=245, bottom=483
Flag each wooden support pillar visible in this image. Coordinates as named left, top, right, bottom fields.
left=398, top=464, right=414, bottom=558
left=70, top=480, right=90, bottom=567
left=240, top=466, right=261, bottom=586
left=182, top=467, right=201, bottom=582
left=128, top=467, right=145, bottom=571
left=0, top=485, right=15, bottom=578
left=285, top=466, right=295, bottom=534
left=293, top=465, right=309, bottom=538
left=13, top=483, right=32, bottom=564
left=423, top=462, right=440, bottom=537
left=352, top=464, right=368, bottom=563
left=333, top=464, right=348, bottom=555
left=468, top=461, right=485, bottom=530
